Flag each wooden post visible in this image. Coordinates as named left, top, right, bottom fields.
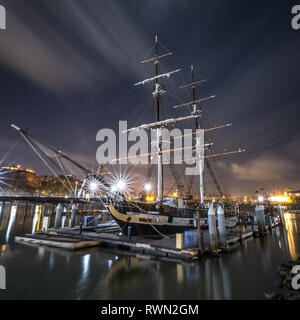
left=30, top=203, right=35, bottom=216
left=0, top=201, right=4, bottom=225
left=36, top=204, right=42, bottom=231
left=208, top=204, right=217, bottom=250
left=22, top=202, right=27, bottom=225
left=176, top=233, right=184, bottom=249
left=255, top=205, right=265, bottom=234
left=24, top=202, right=28, bottom=218
left=278, top=205, right=285, bottom=225
left=54, top=203, right=63, bottom=229
left=71, top=203, right=77, bottom=227
left=217, top=205, right=226, bottom=246
left=197, top=210, right=203, bottom=254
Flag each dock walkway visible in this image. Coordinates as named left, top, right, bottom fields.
left=15, top=220, right=281, bottom=262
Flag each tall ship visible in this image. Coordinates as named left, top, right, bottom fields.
left=11, top=36, right=244, bottom=237
left=106, top=36, right=243, bottom=236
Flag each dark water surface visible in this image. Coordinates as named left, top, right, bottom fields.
left=0, top=202, right=299, bottom=300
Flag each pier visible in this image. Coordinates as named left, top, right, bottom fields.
left=14, top=204, right=283, bottom=262
left=0, top=195, right=106, bottom=205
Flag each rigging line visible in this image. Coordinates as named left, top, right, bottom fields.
left=158, top=66, right=185, bottom=120
left=65, top=152, right=96, bottom=168
left=159, top=90, right=169, bottom=125
left=100, top=183, right=170, bottom=239
left=164, top=179, right=179, bottom=196
left=31, top=111, right=99, bottom=133
left=157, top=40, right=171, bottom=54
left=41, top=90, right=152, bottom=153
left=98, top=196, right=122, bottom=229
left=202, top=112, right=228, bottom=193
left=179, top=163, right=191, bottom=194
left=119, top=198, right=170, bottom=239
left=140, top=45, right=155, bottom=61
left=81, top=198, right=117, bottom=231
left=56, top=156, right=74, bottom=192
left=210, top=157, right=225, bottom=193
left=0, top=179, right=12, bottom=187
left=20, top=133, right=72, bottom=193
left=129, top=95, right=153, bottom=128
left=217, top=158, right=229, bottom=194
left=128, top=93, right=152, bottom=121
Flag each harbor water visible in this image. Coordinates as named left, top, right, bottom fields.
left=0, top=202, right=299, bottom=300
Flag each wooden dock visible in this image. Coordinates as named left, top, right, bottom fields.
left=14, top=220, right=281, bottom=261
left=15, top=233, right=102, bottom=250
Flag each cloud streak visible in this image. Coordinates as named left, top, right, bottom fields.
left=231, top=155, right=296, bottom=181
left=0, top=0, right=149, bottom=91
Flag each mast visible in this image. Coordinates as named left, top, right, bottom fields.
left=179, top=67, right=224, bottom=200
left=178, top=66, right=205, bottom=204
left=179, top=66, right=207, bottom=204
left=134, top=36, right=181, bottom=204
left=154, top=35, right=163, bottom=204
left=191, top=65, right=205, bottom=204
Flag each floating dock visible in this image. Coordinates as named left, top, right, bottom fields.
left=15, top=233, right=102, bottom=250
left=15, top=219, right=281, bottom=261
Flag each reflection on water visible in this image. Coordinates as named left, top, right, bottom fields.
left=32, top=212, right=39, bottom=235
left=0, top=204, right=299, bottom=300
left=284, top=215, right=298, bottom=260
left=6, top=205, right=17, bottom=242
left=82, top=254, right=90, bottom=280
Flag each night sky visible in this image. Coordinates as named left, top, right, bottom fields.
left=0, top=0, right=299, bottom=195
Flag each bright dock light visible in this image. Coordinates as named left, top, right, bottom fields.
left=144, top=183, right=152, bottom=192
left=108, top=170, right=134, bottom=195
left=258, top=196, right=264, bottom=203
left=270, top=196, right=291, bottom=203
left=85, top=177, right=102, bottom=195
left=89, top=181, right=98, bottom=192
left=116, top=179, right=126, bottom=191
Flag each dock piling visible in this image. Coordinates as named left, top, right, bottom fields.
left=54, top=203, right=63, bottom=229
left=176, top=233, right=184, bottom=249
left=71, top=203, right=77, bottom=227
left=277, top=205, right=285, bottom=225
left=42, top=216, right=50, bottom=231
left=255, top=204, right=266, bottom=234
left=217, top=205, right=227, bottom=246
left=128, top=226, right=132, bottom=241
left=196, top=210, right=203, bottom=253
left=208, top=204, right=217, bottom=249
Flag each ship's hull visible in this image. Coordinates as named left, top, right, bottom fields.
left=111, top=217, right=195, bottom=236
left=107, top=202, right=196, bottom=236
left=107, top=202, right=238, bottom=236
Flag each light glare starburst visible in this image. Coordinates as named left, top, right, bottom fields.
left=84, top=176, right=102, bottom=195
